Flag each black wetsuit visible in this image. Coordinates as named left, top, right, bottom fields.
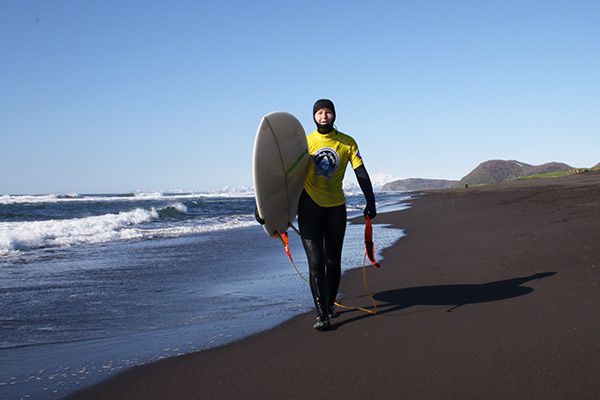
left=298, top=164, right=376, bottom=320
left=297, top=190, right=346, bottom=316
left=256, top=99, right=376, bottom=330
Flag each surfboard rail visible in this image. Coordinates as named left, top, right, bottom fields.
left=252, top=112, right=309, bottom=236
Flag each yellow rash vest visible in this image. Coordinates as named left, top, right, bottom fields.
left=304, top=129, right=364, bottom=207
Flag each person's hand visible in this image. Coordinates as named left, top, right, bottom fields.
left=364, top=202, right=376, bottom=219
left=254, top=206, right=265, bottom=225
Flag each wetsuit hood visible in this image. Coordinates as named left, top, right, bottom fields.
left=313, top=99, right=336, bottom=133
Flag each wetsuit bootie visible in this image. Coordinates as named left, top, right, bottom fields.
left=328, top=306, right=339, bottom=319
left=313, top=315, right=331, bottom=331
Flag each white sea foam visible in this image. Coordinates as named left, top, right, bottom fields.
left=0, top=188, right=255, bottom=205
left=144, top=216, right=256, bottom=238
left=207, top=186, right=254, bottom=197
left=0, top=207, right=256, bottom=256
left=0, top=194, right=61, bottom=204
left=164, top=202, right=188, bottom=213
left=133, top=191, right=164, bottom=198
left=0, top=208, right=158, bottom=255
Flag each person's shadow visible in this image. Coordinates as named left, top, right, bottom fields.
left=334, top=272, right=556, bottom=328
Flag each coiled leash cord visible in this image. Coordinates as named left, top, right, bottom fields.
left=276, top=215, right=380, bottom=315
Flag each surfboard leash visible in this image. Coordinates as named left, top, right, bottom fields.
left=275, top=218, right=380, bottom=316
left=364, top=215, right=381, bottom=268
left=276, top=231, right=309, bottom=285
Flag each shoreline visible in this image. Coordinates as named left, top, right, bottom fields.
left=1, top=194, right=408, bottom=400
left=1, top=220, right=405, bottom=400
left=68, top=172, right=600, bottom=399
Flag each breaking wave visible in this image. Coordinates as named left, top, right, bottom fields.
left=0, top=188, right=256, bottom=205
left=157, top=203, right=188, bottom=219
left=0, top=206, right=255, bottom=256
left=0, top=208, right=158, bottom=255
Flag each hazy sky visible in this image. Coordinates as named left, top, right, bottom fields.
left=2, top=0, right=599, bottom=194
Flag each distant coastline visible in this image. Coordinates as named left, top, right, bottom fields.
left=382, top=159, right=600, bottom=191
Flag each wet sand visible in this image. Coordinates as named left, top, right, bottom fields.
left=68, top=171, right=600, bottom=400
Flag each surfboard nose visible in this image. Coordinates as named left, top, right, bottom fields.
left=253, top=112, right=308, bottom=236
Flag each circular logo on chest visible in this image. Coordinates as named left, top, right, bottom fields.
left=313, top=147, right=340, bottom=179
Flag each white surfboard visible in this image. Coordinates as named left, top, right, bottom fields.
left=253, top=112, right=309, bottom=236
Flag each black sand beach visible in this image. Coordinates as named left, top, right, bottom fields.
left=68, top=172, right=600, bottom=400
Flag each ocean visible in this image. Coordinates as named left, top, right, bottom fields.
left=0, top=190, right=410, bottom=399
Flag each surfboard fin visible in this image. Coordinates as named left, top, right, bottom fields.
left=287, top=223, right=300, bottom=236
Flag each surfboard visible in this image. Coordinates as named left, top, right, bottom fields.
left=253, top=112, right=309, bottom=237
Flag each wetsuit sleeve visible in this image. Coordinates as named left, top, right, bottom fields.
left=354, top=165, right=376, bottom=218
left=349, top=141, right=364, bottom=169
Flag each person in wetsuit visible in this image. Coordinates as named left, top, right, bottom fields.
left=299, top=99, right=376, bottom=331
left=255, top=99, right=376, bottom=331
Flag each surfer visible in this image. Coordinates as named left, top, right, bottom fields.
left=254, top=99, right=376, bottom=331
left=298, top=99, right=377, bottom=331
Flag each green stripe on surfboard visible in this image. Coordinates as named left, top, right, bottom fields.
left=285, top=149, right=308, bottom=177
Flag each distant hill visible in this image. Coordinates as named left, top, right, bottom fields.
left=460, top=160, right=573, bottom=186
left=382, top=178, right=458, bottom=192
left=592, top=162, right=600, bottom=170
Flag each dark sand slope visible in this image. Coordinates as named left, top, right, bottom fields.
left=69, top=172, right=600, bottom=400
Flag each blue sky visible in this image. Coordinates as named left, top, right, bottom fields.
left=2, top=0, right=599, bottom=194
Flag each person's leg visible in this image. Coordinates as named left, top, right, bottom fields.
left=297, top=192, right=330, bottom=327
left=323, top=204, right=347, bottom=310
left=302, top=239, right=328, bottom=315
